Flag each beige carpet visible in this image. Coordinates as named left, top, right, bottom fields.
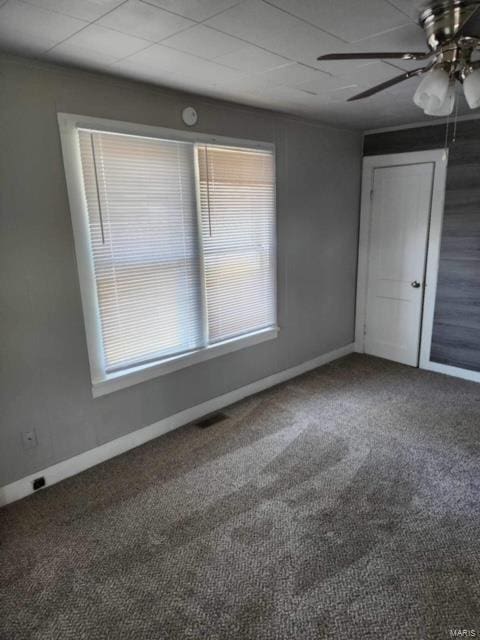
left=1, top=354, right=480, bottom=639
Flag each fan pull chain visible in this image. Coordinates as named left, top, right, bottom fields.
left=452, top=82, right=460, bottom=144
left=443, top=111, right=451, bottom=161
left=443, top=82, right=460, bottom=160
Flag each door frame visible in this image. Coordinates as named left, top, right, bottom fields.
left=355, top=149, right=448, bottom=366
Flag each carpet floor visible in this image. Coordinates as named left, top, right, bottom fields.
left=1, top=354, right=480, bottom=639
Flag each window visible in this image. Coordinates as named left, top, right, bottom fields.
left=197, top=145, right=276, bottom=344
left=59, top=115, right=277, bottom=396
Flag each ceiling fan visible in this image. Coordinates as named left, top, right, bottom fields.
left=317, top=0, right=480, bottom=115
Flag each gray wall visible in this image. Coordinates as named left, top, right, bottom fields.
left=364, top=120, right=480, bottom=373
left=0, top=54, right=362, bottom=487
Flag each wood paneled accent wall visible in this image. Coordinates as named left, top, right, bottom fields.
left=364, top=119, right=480, bottom=372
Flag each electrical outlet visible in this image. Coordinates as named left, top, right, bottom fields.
left=21, top=429, right=37, bottom=449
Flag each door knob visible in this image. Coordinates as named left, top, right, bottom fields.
left=411, top=280, right=421, bottom=288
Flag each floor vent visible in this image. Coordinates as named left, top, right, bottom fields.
left=196, top=412, right=228, bottom=429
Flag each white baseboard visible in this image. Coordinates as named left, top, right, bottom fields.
left=422, top=360, right=480, bottom=384
left=0, top=343, right=354, bottom=507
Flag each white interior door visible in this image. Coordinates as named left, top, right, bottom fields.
left=362, top=160, right=435, bottom=367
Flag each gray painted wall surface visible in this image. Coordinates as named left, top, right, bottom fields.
left=364, top=120, right=480, bottom=373
left=0, top=55, right=362, bottom=487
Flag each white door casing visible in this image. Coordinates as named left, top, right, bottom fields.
left=356, top=150, right=448, bottom=367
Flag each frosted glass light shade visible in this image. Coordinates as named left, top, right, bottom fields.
left=463, top=68, right=480, bottom=109
left=413, top=67, right=450, bottom=111
left=424, top=81, right=455, bottom=116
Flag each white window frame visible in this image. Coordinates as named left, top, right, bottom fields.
left=58, top=113, right=278, bottom=397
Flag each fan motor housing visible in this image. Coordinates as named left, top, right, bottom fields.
left=420, top=0, right=480, bottom=50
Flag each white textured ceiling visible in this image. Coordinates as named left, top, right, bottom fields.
left=0, top=0, right=472, bottom=129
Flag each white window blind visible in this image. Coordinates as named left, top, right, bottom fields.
left=78, top=130, right=203, bottom=373
left=75, top=126, right=276, bottom=380
left=197, top=145, right=276, bottom=344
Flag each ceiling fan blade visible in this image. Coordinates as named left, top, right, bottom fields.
left=317, top=52, right=432, bottom=61
left=347, top=66, right=429, bottom=102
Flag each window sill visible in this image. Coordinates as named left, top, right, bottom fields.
left=92, top=326, right=279, bottom=397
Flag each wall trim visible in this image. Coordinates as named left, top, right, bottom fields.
left=0, top=342, right=355, bottom=508
left=418, top=152, right=449, bottom=371
left=422, top=360, right=480, bottom=384
left=364, top=111, right=480, bottom=136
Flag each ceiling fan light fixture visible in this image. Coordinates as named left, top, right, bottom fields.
left=424, top=81, right=456, bottom=115
left=316, top=0, right=480, bottom=116
left=413, top=66, right=450, bottom=110
left=463, top=67, right=480, bottom=108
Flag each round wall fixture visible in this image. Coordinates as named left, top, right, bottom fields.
left=182, top=106, right=198, bottom=127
